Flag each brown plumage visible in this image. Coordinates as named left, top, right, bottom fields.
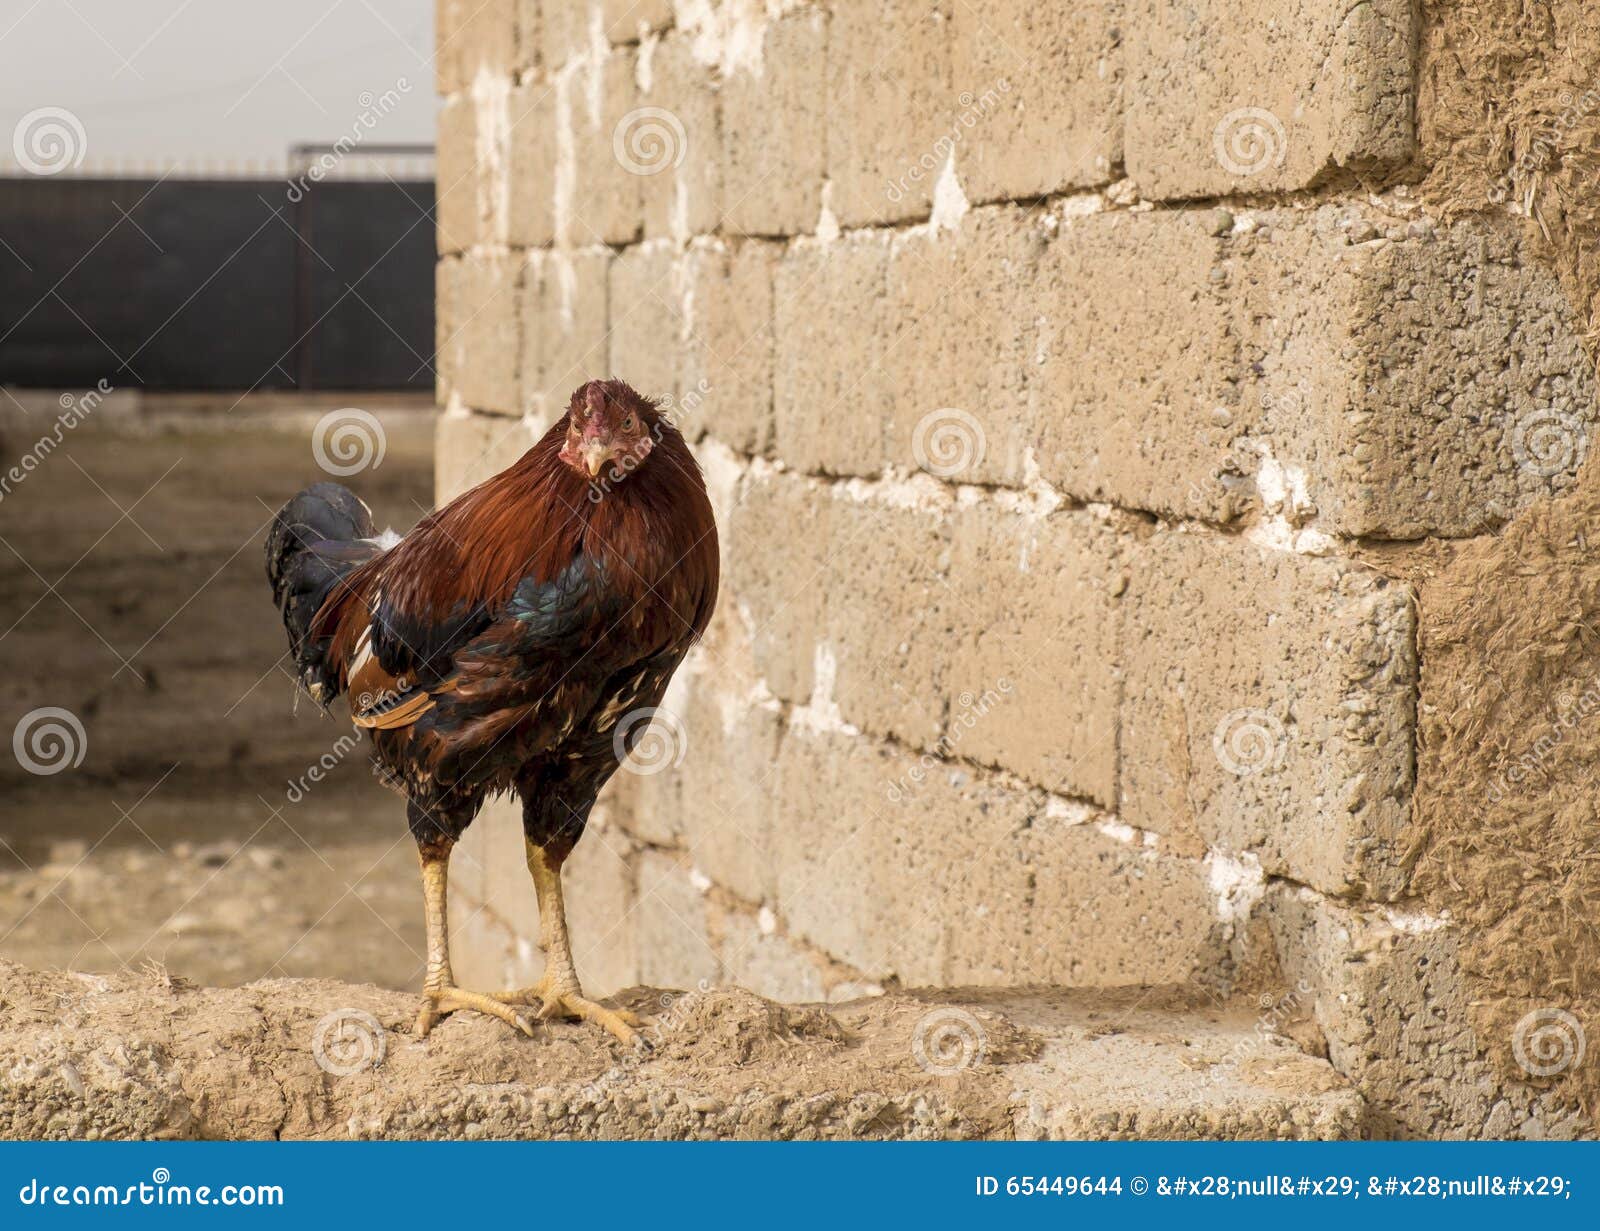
left=265, top=380, right=718, bottom=1043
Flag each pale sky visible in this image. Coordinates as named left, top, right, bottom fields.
left=1, top=0, right=436, bottom=171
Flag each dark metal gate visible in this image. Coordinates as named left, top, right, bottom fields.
left=0, top=150, right=435, bottom=392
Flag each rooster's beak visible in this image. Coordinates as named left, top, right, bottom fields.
left=580, top=440, right=615, bottom=477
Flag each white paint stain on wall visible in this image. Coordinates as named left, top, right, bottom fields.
left=673, top=0, right=804, bottom=78
left=928, top=155, right=971, bottom=233
left=1204, top=849, right=1266, bottom=925
left=551, top=64, right=579, bottom=249
left=789, top=643, right=861, bottom=737
left=470, top=68, right=511, bottom=246
left=1243, top=439, right=1334, bottom=556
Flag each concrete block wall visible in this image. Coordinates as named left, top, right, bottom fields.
left=434, top=2, right=1600, bottom=1135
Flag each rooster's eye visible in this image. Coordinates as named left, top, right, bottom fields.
left=622, top=415, right=636, bottom=431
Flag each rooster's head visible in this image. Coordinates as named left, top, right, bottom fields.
left=559, top=380, right=660, bottom=483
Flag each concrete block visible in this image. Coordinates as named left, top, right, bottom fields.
left=520, top=248, right=611, bottom=418
left=541, top=0, right=592, bottom=69
left=1060, top=203, right=1599, bottom=536
left=507, top=80, right=557, bottom=247
left=1261, top=886, right=1589, bottom=1140
left=435, top=96, right=477, bottom=254
left=948, top=0, right=1123, bottom=203
left=656, top=668, right=785, bottom=906
left=771, top=724, right=978, bottom=985
left=1331, top=216, right=1598, bottom=537
left=515, top=0, right=541, bottom=73
left=435, top=410, right=542, bottom=503
left=605, top=0, right=672, bottom=43
left=1121, top=529, right=1416, bottom=899
left=881, top=202, right=1597, bottom=539
left=723, top=467, right=834, bottom=704
left=944, top=503, right=1123, bottom=806
left=711, top=902, right=829, bottom=1004
left=772, top=723, right=1232, bottom=991
left=607, top=242, right=684, bottom=403
left=634, top=849, right=721, bottom=990
left=826, top=1, right=954, bottom=227
left=726, top=468, right=951, bottom=749
left=609, top=730, right=682, bottom=852
left=436, top=67, right=513, bottom=253
left=562, top=47, right=642, bottom=245
left=1126, top=0, right=1416, bottom=199
left=817, top=487, right=951, bottom=749
left=436, top=254, right=521, bottom=415
left=1016, top=810, right=1228, bottom=989
left=772, top=231, right=895, bottom=474
left=878, top=206, right=1041, bottom=485
left=1026, top=206, right=1241, bottom=522
left=683, top=240, right=778, bottom=454
left=721, top=8, right=827, bottom=236
left=436, top=0, right=518, bottom=95
left=636, top=36, right=720, bottom=240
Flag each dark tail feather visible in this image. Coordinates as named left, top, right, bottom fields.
left=265, top=481, right=384, bottom=702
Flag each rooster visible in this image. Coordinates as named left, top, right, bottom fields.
left=265, top=380, right=718, bottom=1044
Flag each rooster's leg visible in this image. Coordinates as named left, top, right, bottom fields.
left=412, top=838, right=534, bottom=1038
left=488, top=839, right=643, bottom=1046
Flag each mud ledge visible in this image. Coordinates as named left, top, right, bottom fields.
left=0, top=961, right=1363, bottom=1140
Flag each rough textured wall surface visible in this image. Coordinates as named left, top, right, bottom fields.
left=1399, top=0, right=1600, bottom=1129
left=1420, top=0, right=1600, bottom=345
left=432, top=1, right=1600, bottom=1136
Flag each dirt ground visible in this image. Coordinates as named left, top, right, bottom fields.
left=0, top=393, right=434, bottom=991
left=0, top=961, right=1362, bottom=1140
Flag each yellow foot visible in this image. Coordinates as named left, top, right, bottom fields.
left=490, top=982, right=644, bottom=1046
left=414, top=986, right=536, bottom=1038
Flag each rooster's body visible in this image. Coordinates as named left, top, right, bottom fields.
left=266, top=381, right=718, bottom=1042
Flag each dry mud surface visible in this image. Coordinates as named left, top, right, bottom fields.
left=0, top=963, right=1363, bottom=1140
